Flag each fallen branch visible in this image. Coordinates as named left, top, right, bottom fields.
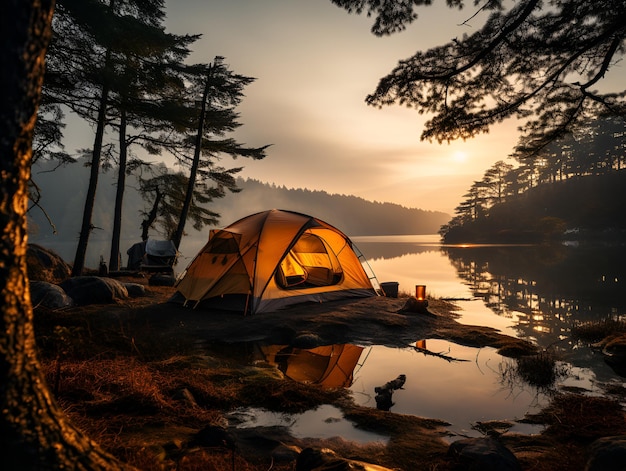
left=410, top=344, right=469, bottom=363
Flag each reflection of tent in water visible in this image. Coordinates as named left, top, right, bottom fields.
left=261, top=344, right=364, bottom=388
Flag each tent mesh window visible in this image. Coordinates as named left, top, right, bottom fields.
left=275, top=233, right=343, bottom=289
left=208, top=236, right=239, bottom=254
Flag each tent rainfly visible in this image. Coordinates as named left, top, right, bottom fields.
left=174, top=209, right=379, bottom=314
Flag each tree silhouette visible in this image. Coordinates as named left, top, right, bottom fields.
left=482, top=160, right=514, bottom=206
left=137, top=165, right=223, bottom=241
left=46, top=4, right=267, bottom=266
left=47, top=0, right=118, bottom=276
left=170, top=58, right=268, bottom=249
left=45, top=0, right=197, bottom=274
left=333, top=0, right=626, bottom=151
left=104, top=3, right=197, bottom=270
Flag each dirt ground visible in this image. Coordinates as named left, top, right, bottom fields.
left=115, top=287, right=537, bottom=353
left=33, top=279, right=626, bottom=470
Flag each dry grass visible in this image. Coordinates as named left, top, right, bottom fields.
left=572, top=317, right=626, bottom=343
left=523, top=393, right=626, bottom=441
left=516, top=350, right=569, bottom=389
left=36, top=285, right=356, bottom=470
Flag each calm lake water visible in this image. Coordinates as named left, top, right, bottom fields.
left=231, top=234, right=626, bottom=441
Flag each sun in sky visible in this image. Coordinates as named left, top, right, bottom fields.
left=452, top=151, right=468, bottom=162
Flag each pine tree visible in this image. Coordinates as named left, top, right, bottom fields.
left=168, top=58, right=269, bottom=249
left=45, top=0, right=197, bottom=274
left=333, top=0, right=626, bottom=150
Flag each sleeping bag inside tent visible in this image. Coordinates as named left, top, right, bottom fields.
left=173, top=209, right=379, bottom=314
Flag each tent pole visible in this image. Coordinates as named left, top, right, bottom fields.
left=244, top=292, right=251, bottom=316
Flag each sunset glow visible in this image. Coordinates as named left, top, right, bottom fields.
left=452, top=151, right=468, bottom=162
left=58, top=1, right=625, bottom=215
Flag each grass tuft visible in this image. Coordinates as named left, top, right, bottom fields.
left=572, top=317, right=626, bottom=343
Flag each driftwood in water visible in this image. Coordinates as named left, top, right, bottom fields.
left=372, top=346, right=468, bottom=410
left=411, top=344, right=469, bottom=363
left=374, top=374, right=406, bottom=411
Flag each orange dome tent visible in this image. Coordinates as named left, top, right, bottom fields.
left=174, top=209, right=380, bottom=314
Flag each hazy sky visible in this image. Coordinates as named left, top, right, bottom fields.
left=69, top=1, right=626, bottom=215
left=154, top=0, right=526, bottom=214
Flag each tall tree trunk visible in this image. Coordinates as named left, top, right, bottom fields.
left=172, top=65, right=212, bottom=249
left=72, top=0, right=119, bottom=276
left=141, top=185, right=162, bottom=241
left=72, top=65, right=110, bottom=276
left=110, top=106, right=128, bottom=271
left=0, top=1, right=133, bottom=468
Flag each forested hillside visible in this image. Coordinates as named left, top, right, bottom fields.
left=28, top=160, right=448, bottom=268
left=440, top=117, right=626, bottom=243
left=441, top=171, right=626, bottom=243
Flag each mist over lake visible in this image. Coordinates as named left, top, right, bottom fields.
left=28, top=159, right=449, bottom=270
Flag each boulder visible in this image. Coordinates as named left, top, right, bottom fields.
left=124, top=282, right=146, bottom=297
left=60, top=276, right=129, bottom=305
left=400, top=296, right=430, bottom=314
left=291, top=332, right=322, bottom=349
left=30, top=280, right=73, bottom=309
left=149, top=273, right=176, bottom=286
left=272, top=444, right=301, bottom=462
left=27, top=244, right=71, bottom=284
left=585, top=435, right=626, bottom=471
left=189, top=425, right=235, bottom=449
left=447, top=436, right=521, bottom=471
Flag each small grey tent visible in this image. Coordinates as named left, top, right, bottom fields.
left=126, top=239, right=177, bottom=273
left=174, top=209, right=380, bottom=313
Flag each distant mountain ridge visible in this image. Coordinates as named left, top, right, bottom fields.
left=27, top=160, right=449, bottom=267
left=217, top=178, right=449, bottom=236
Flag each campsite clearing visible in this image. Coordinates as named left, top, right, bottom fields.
left=33, top=279, right=626, bottom=471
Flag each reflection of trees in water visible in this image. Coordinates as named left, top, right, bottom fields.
left=356, top=242, right=438, bottom=261
left=443, top=245, right=626, bottom=348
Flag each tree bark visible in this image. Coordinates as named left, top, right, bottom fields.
left=0, top=1, right=133, bottom=468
